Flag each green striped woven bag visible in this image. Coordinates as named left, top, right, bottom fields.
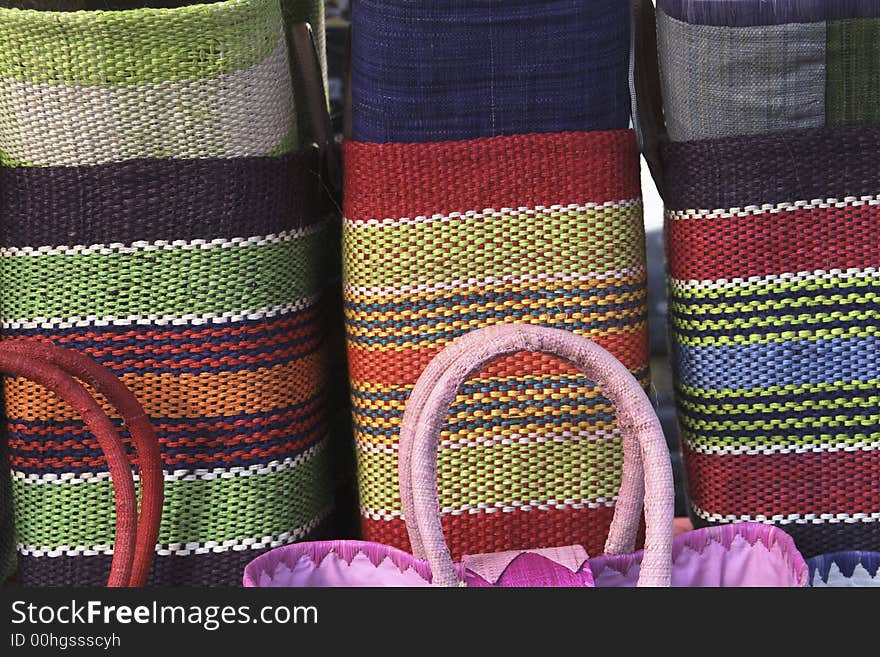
left=0, top=0, right=336, bottom=587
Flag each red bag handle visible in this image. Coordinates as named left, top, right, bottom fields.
left=1, top=341, right=163, bottom=586
left=0, top=342, right=162, bottom=587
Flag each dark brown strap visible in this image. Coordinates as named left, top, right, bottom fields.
left=289, top=23, right=341, bottom=197
left=634, top=0, right=667, bottom=200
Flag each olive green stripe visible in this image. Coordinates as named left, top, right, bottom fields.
left=671, top=275, right=879, bottom=301
left=679, top=414, right=879, bottom=432
left=0, top=0, right=284, bottom=86
left=827, top=19, right=880, bottom=127
left=12, top=449, right=332, bottom=547
left=343, top=204, right=644, bottom=287
left=670, top=292, right=878, bottom=315
left=671, top=324, right=877, bottom=347
left=683, top=432, right=878, bottom=449
left=680, top=396, right=879, bottom=415
left=355, top=440, right=623, bottom=511
left=0, top=231, right=324, bottom=320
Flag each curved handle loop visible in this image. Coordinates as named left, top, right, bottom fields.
left=1, top=341, right=163, bottom=586
left=398, top=324, right=674, bottom=587
left=0, top=347, right=139, bottom=587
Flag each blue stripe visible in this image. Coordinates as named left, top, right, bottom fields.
left=355, top=409, right=621, bottom=439
left=349, top=299, right=647, bottom=333
left=674, top=337, right=880, bottom=389
left=351, top=284, right=646, bottom=316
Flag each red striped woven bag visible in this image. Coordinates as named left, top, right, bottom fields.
left=343, top=0, right=649, bottom=560
left=636, top=0, right=880, bottom=556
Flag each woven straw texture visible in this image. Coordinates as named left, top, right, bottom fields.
left=343, top=131, right=648, bottom=559
left=658, top=0, right=880, bottom=25
left=657, top=3, right=880, bottom=141
left=0, top=0, right=334, bottom=587
left=350, top=0, right=631, bottom=143
left=656, top=9, right=826, bottom=142
left=827, top=19, right=880, bottom=126
left=662, top=126, right=880, bottom=557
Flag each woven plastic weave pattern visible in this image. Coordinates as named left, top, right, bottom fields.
left=0, top=0, right=334, bottom=587
left=343, top=130, right=648, bottom=559
left=350, top=0, right=631, bottom=143
left=662, top=126, right=880, bottom=557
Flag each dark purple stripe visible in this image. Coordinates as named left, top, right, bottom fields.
left=0, top=150, right=336, bottom=248
left=658, top=0, right=880, bottom=26
left=661, top=126, right=880, bottom=210
left=691, top=514, right=880, bottom=558
left=15, top=516, right=335, bottom=587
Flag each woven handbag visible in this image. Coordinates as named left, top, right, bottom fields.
left=0, top=341, right=163, bottom=586
left=807, top=551, right=880, bottom=587
left=0, top=0, right=337, bottom=586
left=641, top=0, right=880, bottom=556
left=243, top=324, right=808, bottom=588
left=344, top=1, right=649, bottom=560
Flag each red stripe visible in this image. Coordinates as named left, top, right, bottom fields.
left=12, top=311, right=319, bottom=348
left=10, top=426, right=327, bottom=470
left=348, top=328, right=648, bottom=386
left=667, top=204, right=880, bottom=280
left=344, top=130, right=641, bottom=220
left=360, top=505, right=636, bottom=561
left=684, top=446, right=880, bottom=516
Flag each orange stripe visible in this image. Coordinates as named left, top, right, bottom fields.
left=4, top=352, right=328, bottom=422
left=348, top=325, right=648, bottom=386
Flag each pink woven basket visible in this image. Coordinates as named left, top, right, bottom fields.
left=243, top=324, right=808, bottom=587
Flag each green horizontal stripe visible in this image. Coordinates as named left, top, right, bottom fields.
left=671, top=324, right=878, bottom=347
left=0, top=231, right=324, bottom=320
left=680, top=396, right=880, bottom=415
left=343, top=204, right=644, bottom=287
left=677, top=379, right=880, bottom=401
left=679, top=414, right=879, bottom=432
left=0, top=0, right=282, bottom=86
left=671, top=274, right=879, bottom=301
left=13, top=449, right=332, bottom=547
left=670, top=291, right=879, bottom=315
left=356, top=439, right=623, bottom=511
left=672, top=308, right=878, bottom=333
left=684, top=431, right=878, bottom=449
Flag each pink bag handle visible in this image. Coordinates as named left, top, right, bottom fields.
left=398, top=324, right=674, bottom=587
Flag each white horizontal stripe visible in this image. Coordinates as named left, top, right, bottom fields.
left=1, top=295, right=319, bottom=331
left=667, top=195, right=880, bottom=221
left=362, top=498, right=617, bottom=521
left=671, top=267, right=878, bottom=290
left=0, top=223, right=326, bottom=257
left=691, top=506, right=880, bottom=525
left=0, top=35, right=294, bottom=167
left=356, top=428, right=622, bottom=455
left=345, top=200, right=642, bottom=228
left=12, top=439, right=329, bottom=486
left=18, top=509, right=332, bottom=558
left=685, top=439, right=880, bottom=457
left=345, top=267, right=646, bottom=298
